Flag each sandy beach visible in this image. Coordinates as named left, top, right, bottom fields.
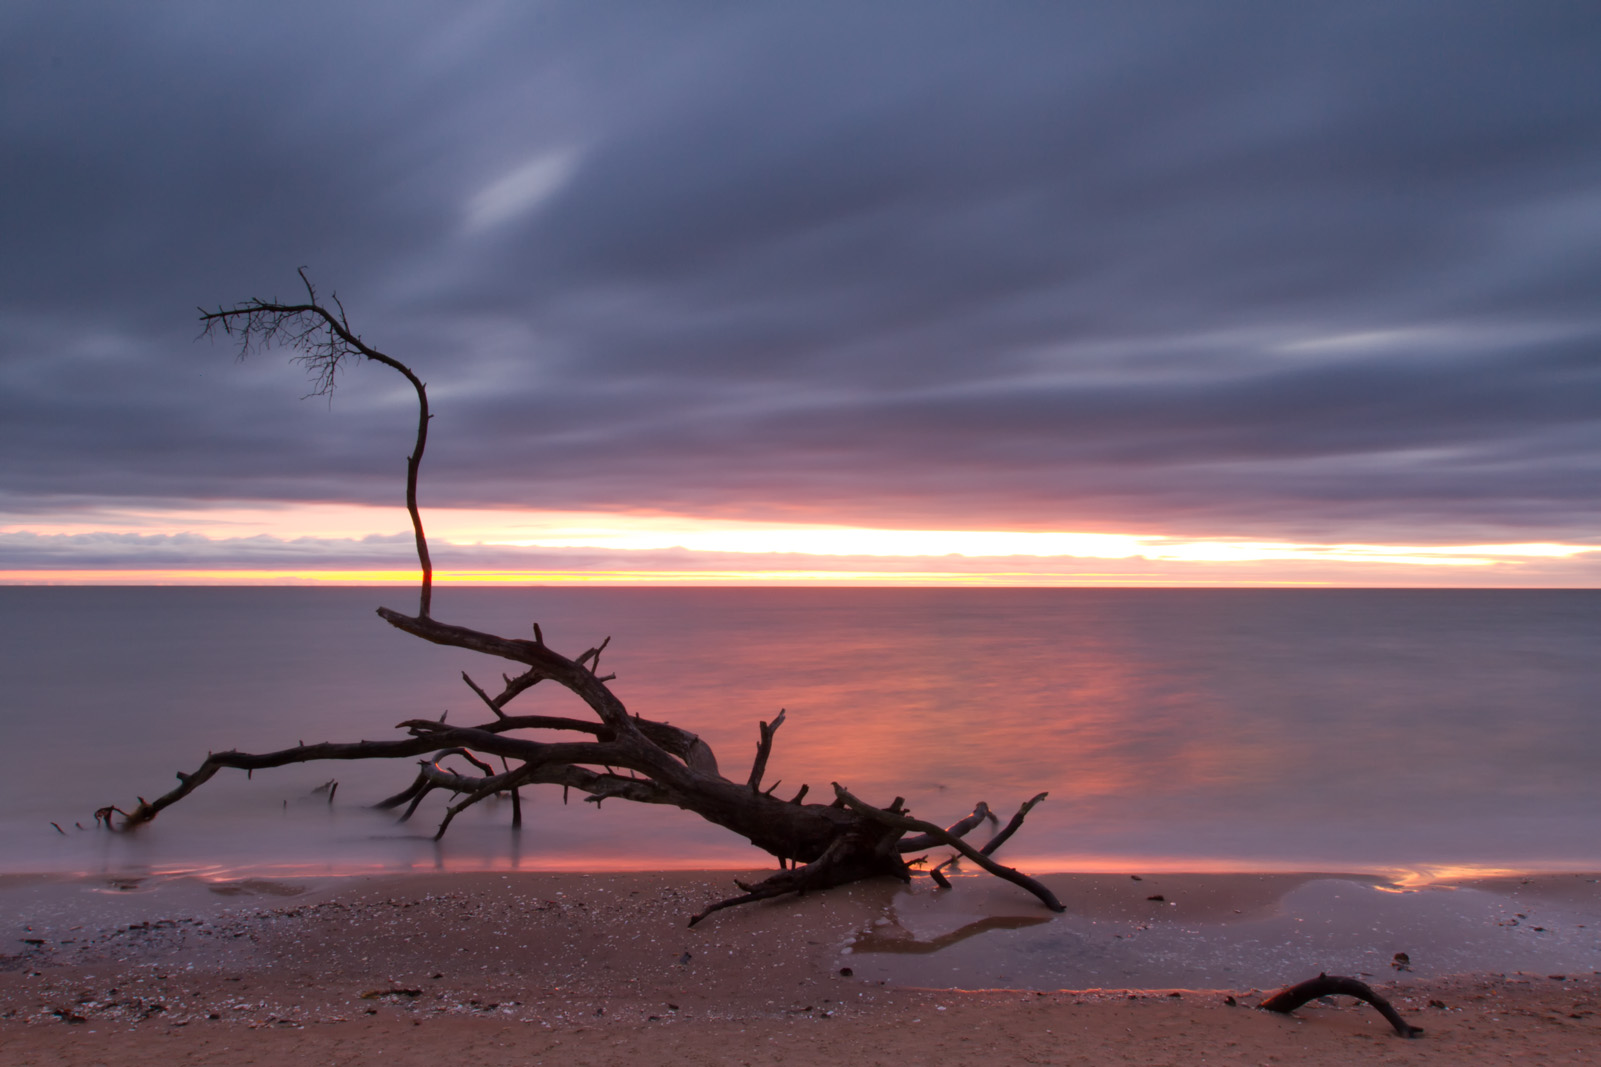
left=3, top=869, right=1598, bottom=1065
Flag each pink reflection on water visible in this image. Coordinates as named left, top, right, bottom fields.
left=6, top=588, right=1599, bottom=877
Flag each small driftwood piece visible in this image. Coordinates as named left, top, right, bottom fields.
left=1259, top=973, right=1423, bottom=1038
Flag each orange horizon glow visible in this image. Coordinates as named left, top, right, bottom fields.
left=0, top=568, right=1340, bottom=587
left=80, top=857, right=1592, bottom=885
left=3, top=502, right=1597, bottom=586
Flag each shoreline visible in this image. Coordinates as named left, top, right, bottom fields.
left=4, top=869, right=1598, bottom=1064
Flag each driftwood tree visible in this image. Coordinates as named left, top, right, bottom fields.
left=102, top=272, right=1063, bottom=926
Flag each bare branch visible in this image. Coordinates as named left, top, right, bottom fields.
left=461, top=667, right=550, bottom=721
left=460, top=672, right=507, bottom=719
left=430, top=747, right=495, bottom=777
left=199, top=280, right=435, bottom=617
left=115, top=735, right=452, bottom=828
left=575, top=635, right=611, bottom=673
left=501, top=756, right=523, bottom=829
left=748, top=708, right=786, bottom=791
left=898, top=801, right=995, bottom=853
left=833, top=784, right=1063, bottom=913
left=976, top=792, right=1046, bottom=856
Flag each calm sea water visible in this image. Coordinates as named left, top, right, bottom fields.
left=1, top=587, right=1596, bottom=880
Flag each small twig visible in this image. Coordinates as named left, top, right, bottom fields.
left=575, top=636, right=612, bottom=672
left=94, top=805, right=130, bottom=827
left=899, top=801, right=994, bottom=853
left=978, top=793, right=1045, bottom=856
left=464, top=669, right=505, bottom=717
left=428, top=748, right=495, bottom=776
left=748, top=709, right=787, bottom=791
left=501, top=756, right=523, bottom=829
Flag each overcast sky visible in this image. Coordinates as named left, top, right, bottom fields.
left=3, top=2, right=1599, bottom=580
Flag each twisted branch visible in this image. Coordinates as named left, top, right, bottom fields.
left=199, top=269, right=434, bottom=617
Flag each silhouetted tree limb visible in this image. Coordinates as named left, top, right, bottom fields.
left=899, top=801, right=994, bottom=853
left=199, top=268, right=434, bottom=618
left=748, top=709, right=786, bottom=791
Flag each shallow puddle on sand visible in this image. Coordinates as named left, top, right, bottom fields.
left=845, top=872, right=1601, bottom=991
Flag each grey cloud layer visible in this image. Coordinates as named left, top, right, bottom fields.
left=4, top=2, right=1599, bottom=543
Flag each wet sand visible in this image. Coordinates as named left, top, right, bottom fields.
left=3, top=869, right=1599, bottom=1065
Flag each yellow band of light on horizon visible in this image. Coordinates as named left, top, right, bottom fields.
left=0, top=568, right=1336, bottom=587
left=3, top=502, right=1596, bottom=582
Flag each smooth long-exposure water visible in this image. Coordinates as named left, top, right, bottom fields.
left=1, top=586, right=1596, bottom=879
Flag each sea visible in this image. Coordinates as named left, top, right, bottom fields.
left=1, top=586, right=1596, bottom=882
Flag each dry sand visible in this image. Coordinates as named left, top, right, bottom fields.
left=2, top=869, right=1598, bottom=1065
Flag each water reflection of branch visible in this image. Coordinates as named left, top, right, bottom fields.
left=854, top=914, right=1053, bottom=955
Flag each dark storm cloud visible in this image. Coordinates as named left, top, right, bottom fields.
left=3, top=1, right=1599, bottom=543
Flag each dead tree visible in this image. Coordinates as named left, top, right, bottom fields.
left=105, top=274, right=1063, bottom=925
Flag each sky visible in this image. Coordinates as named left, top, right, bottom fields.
left=3, top=1, right=1600, bottom=587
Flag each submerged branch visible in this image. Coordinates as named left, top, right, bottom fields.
left=119, top=736, right=451, bottom=828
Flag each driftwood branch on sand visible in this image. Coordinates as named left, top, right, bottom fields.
left=99, top=276, right=1061, bottom=925
left=1260, top=973, right=1424, bottom=1038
